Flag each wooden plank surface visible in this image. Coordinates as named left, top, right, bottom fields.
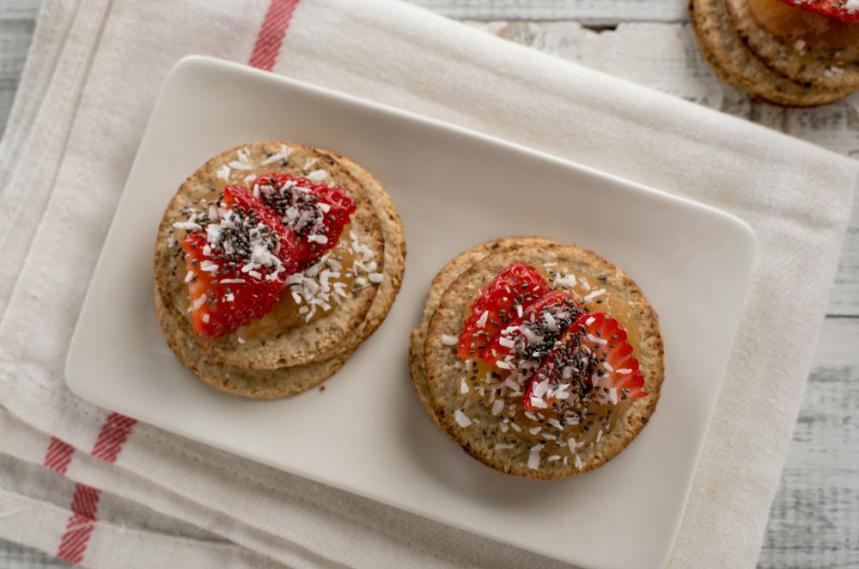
left=0, top=1, right=857, bottom=568
left=410, top=0, right=689, bottom=23
left=0, top=0, right=38, bottom=137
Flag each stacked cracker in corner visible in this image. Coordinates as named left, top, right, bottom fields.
left=691, top=0, right=858, bottom=106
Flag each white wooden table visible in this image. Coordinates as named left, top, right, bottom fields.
left=1, top=1, right=857, bottom=567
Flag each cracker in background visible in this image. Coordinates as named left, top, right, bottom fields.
left=690, top=0, right=852, bottom=106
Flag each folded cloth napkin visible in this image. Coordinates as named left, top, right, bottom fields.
left=1, top=0, right=857, bottom=568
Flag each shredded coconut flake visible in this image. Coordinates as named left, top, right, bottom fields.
left=173, top=221, right=202, bottom=231
left=306, top=169, right=328, bottom=183
left=441, top=334, right=459, bottom=346
left=528, top=447, right=541, bottom=470
left=261, top=145, right=292, bottom=165
left=587, top=334, right=608, bottom=346
left=583, top=289, right=606, bottom=303
left=454, top=409, right=472, bottom=428
left=554, top=273, right=577, bottom=288
left=215, top=165, right=231, bottom=181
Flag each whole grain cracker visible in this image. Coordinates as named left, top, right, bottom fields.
left=725, top=0, right=859, bottom=91
left=154, top=142, right=386, bottom=369
left=690, top=0, right=852, bottom=106
left=155, top=292, right=351, bottom=399
left=413, top=238, right=664, bottom=480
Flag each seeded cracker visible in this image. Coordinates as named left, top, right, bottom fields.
left=410, top=239, right=522, bottom=429
left=690, top=0, right=852, bottom=106
left=725, top=0, right=859, bottom=91
left=154, top=142, right=396, bottom=370
left=411, top=238, right=664, bottom=480
left=154, top=142, right=405, bottom=398
left=155, top=292, right=352, bottom=398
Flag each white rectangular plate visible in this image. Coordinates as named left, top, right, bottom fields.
left=67, top=56, right=755, bottom=569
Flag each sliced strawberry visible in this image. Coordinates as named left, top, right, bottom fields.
left=490, top=291, right=582, bottom=364
left=220, top=184, right=291, bottom=238
left=182, top=186, right=298, bottom=338
left=457, top=262, right=550, bottom=363
left=577, top=312, right=647, bottom=403
left=523, top=312, right=646, bottom=410
left=773, top=0, right=859, bottom=22
left=252, top=173, right=356, bottom=268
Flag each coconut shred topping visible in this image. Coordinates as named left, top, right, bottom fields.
left=448, top=262, right=648, bottom=471
left=171, top=147, right=383, bottom=339
left=207, top=204, right=286, bottom=280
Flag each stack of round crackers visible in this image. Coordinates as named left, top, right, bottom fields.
left=691, top=0, right=859, bottom=106
left=154, top=142, right=405, bottom=399
left=409, top=237, right=664, bottom=480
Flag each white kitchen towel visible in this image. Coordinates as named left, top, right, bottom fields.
left=0, top=447, right=284, bottom=569
left=1, top=1, right=857, bottom=568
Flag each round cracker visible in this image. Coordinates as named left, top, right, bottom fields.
left=154, top=142, right=384, bottom=369
left=725, top=0, right=859, bottom=91
left=417, top=238, right=664, bottom=480
left=156, top=292, right=351, bottom=399
left=409, top=238, right=526, bottom=429
left=690, top=0, right=853, bottom=106
left=312, top=148, right=407, bottom=357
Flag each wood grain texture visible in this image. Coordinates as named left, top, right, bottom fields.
left=0, top=0, right=38, bottom=139
left=0, top=2, right=857, bottom=569
left=760, top=317, right=859, bottom=569
left=410, top=0, right=689, bottom=23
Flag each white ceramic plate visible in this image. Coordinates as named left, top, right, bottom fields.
left=67, top=56, right=755, bottom=569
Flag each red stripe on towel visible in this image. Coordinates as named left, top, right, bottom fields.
left=48, top=0, right=302, bottom=561
left=52, top=413, right=136, bottom=564
left=44, top=437, right=74, bottom=475
left=248, top=0, right=300, bottom=70
left=90, top=413, right=137, bottom=462
left=56, top=484, right=100, bottom=564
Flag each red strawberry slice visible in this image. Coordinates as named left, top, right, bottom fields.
left=577, top=312, right=647, bottom=404
left=523, top=312, right=646, bottom=410
left=252, top=173, right=356, bottom=268
left=182, top=186, right=298, bottom=338
left=490, top=291, right=582, bottom=363
left=221, top=183, right=291, bottom=236
left=457, top=262, right=550, bottom=363
left=774, top=0, right=859, bottom=22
